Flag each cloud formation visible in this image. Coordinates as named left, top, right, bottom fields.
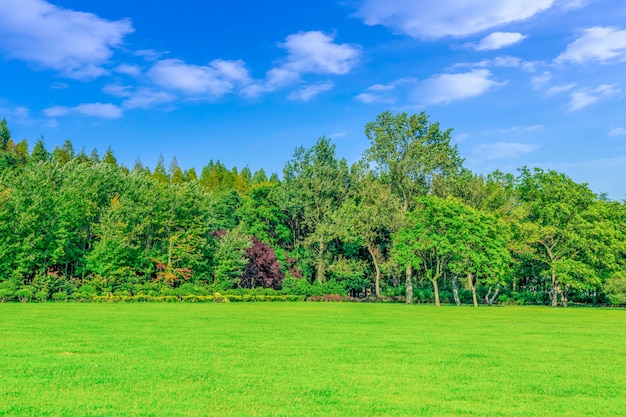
left=470, top=32, right=527, bottom=50
left=356, top=0, right=554, bottom=38
left=568, top=84, right=620, bottom=110
left=416, top=69, right=501, bottom=104
left=44, top=102, right=123, bottom=119
left=148, top=59, right=250, bottom=97
left=288, top=82, right=335, bottom=101
left=0, top=0, right=133, bottom=79
left=244, top=31, right=360, bottom=97
left=556, top=26, right=626, bottom=64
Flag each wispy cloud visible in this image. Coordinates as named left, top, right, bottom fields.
left=44, top=102, right=123, bottom=119
left=148, top=58, right=250, bottom=97
left=355, top=0, right=555, bottom=38
left=355, top=81, right=402, bottom=104
left=288, top=82, right=334, bottom=101
left=244, top=31, right=360, bottom=97
left=455, top=56, right=537, bottom=72
left=568, top=84, right=620, bottom=110
left=474, top=142, right=539, bottom=159
left=121, top=89, right=176, bottom=110
left=0, top=101, right=32, bottom=125
left=556, top=26, right=626, bottom=64
left=114, top=64, right=142, bottom=76
left=415, top=69, right=502, bottom=105
left=546, top=83, right=576, bottom=95
left=608, top=127, right=626, bottom=137
left=468, top=32, right=527, bottom=51
left=0, top=0, right=133, bottom=79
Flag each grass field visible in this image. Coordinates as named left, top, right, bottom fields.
left=0, top=303, right=624, bottom=416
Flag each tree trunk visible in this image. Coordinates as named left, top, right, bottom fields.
left=368, top=245, right=381, bottom=298
left=561, top=285, right=569, bottom=308
left=432, top=278, right=441, bottom=306
left=550, top=270, right=558, bottom=307
left=468, top=272, right=478, bottom=307
left=452, top=274, right=461, bottom=306
left=405, top=264, right=413, bottom=304
left=317, top=241, right=325, bottom=284
left=485, top=285, right=500, bottom=306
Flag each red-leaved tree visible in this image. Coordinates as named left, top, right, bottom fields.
left=241, top=237, right=284, bottom=289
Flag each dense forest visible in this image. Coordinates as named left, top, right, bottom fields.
left=1, top=112, right=625, bottom=306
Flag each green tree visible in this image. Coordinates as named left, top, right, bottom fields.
left=0, top=117, right=10, bottom=150
left=102, top=146, right=118, bottom=166
left=364, top=110, right=463, bottom=303
left=283, top=137, right=350, bottom=282
left=517, top=168, right=603, bottom=307
left=336, top=171, right=401, bottom=297
left=31, top=137, right=50, bottom=163
left=212, top=228, right=252, bottom=289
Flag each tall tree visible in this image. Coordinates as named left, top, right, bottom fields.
left=283, top=137, right=350, bottom=282
left=0, top=118, right=10, bottom=150
left=516, top=168, right=602, bottom=307
left=364, top=111, right=463, bottom=303
left=336, top=171, right=401, bottom=297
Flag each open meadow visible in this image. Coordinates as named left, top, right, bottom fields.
left=0, top=303, right=624, bottom=416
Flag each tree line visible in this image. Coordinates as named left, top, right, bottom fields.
left=0, top=113, right=625, bottom=306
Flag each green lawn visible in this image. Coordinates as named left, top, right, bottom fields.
left=0, top=303, right=624, bottom=416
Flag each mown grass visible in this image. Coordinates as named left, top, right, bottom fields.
left=0, top=303, right=624, bottom=416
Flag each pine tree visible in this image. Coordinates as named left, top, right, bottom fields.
left=102, top=146, right=118, bottom=166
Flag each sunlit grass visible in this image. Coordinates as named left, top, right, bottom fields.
left=0, top=303, right=624, bottom=416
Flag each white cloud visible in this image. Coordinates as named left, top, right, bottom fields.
left=288, top=82, right=334, bottom=101
left=115, top=64, right=141, bottom=76
left=608, top=127, right=626, bottom=137
left=354, top=79, right=413, bottom=104
left=148, top=58, right=250, bottom=97
left=546, top=83, right=576, bottom=95
left=44, top=102, right=123, bottom=119
left=244, top=31, right=360, bottom=97
left=474, top=142, right=539, bottom=159
left=470, top=32, right=527, bottom=51
left=569, top=84, right=620, bottom=110
left=356, top=0, right=554, bottom=38
left=531, top=71, right=552, bottom=89
left=0, top=0, right=133, bottom=79
left=455, top=56, right=536, bottom=72
left=122, top=89, right=177, bottom=109
left=102, top=84, right=175, bottom=109
left=416, top=69, right=501, bottom=104
left=556, top=27, right=626, bottom=64
left=279, top=31, right=360, bottom=75
left=102, top=84, right=133, bottom=97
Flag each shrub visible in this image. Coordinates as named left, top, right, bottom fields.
left=52, top=292, right=68, bottom=302
left=35, top=290, right=48, bottom=302
left=0, top=282, right=16, bottom=302
left=72, top=285, right=98, bottom=301
left=16, top=286, right=34, bottom=303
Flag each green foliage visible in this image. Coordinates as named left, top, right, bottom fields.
left=604, top=273, right=626, bottom=306
left=0, top=114, right=624, bottom=305
left=212, top=228, right=252, bottom=289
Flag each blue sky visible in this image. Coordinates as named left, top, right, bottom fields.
left=1, top=0, right=625, bottom=198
